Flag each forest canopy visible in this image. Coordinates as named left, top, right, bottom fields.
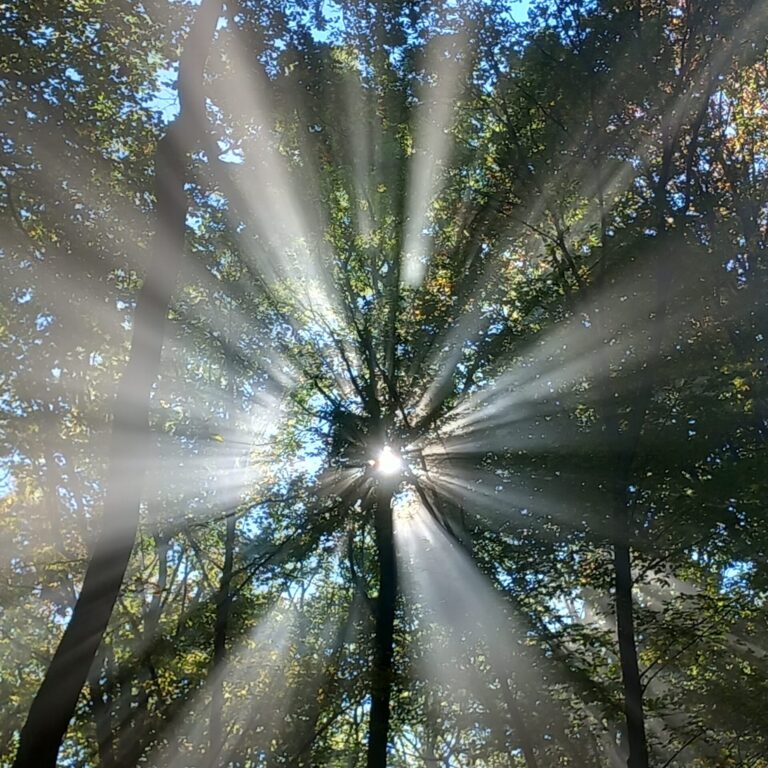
left=2, top=0, right=768, bottom=766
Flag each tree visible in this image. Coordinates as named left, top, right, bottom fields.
left=9, top=2, right=224, bottom=765
left=3, top=1, right=768, bottom=766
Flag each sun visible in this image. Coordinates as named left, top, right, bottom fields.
left=375, top=445, right=403, bottom=476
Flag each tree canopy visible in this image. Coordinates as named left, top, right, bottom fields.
left=2, top=0, right=768, bottom=766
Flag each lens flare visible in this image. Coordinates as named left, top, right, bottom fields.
left=375, top=445, right=403, bottom=476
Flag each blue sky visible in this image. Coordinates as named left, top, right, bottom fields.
left=146, top=0, right=533, bottom=123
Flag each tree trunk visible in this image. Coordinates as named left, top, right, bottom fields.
left=588, top=107, right=672, bottom=767
left=366, top=483, right=397, bottom=768
left=614, top=531, right=648, bottom=768
left=11, top=5, right=222, bottom=767
left=611, top=134, right=674, bottom=768
left=209, top=510, right=236, bottom=765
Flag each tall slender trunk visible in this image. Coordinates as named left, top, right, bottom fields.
left=614, top=532, right=648, bottom=768
left=366, top=484, right=397, bottom=768
left=209, top=511, right=236, bottom=765
left=611, top=144, right=674, bottom=768
left=605, top=305, right=654, bottom=768
left=11, top=6, right=222, bottom=767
